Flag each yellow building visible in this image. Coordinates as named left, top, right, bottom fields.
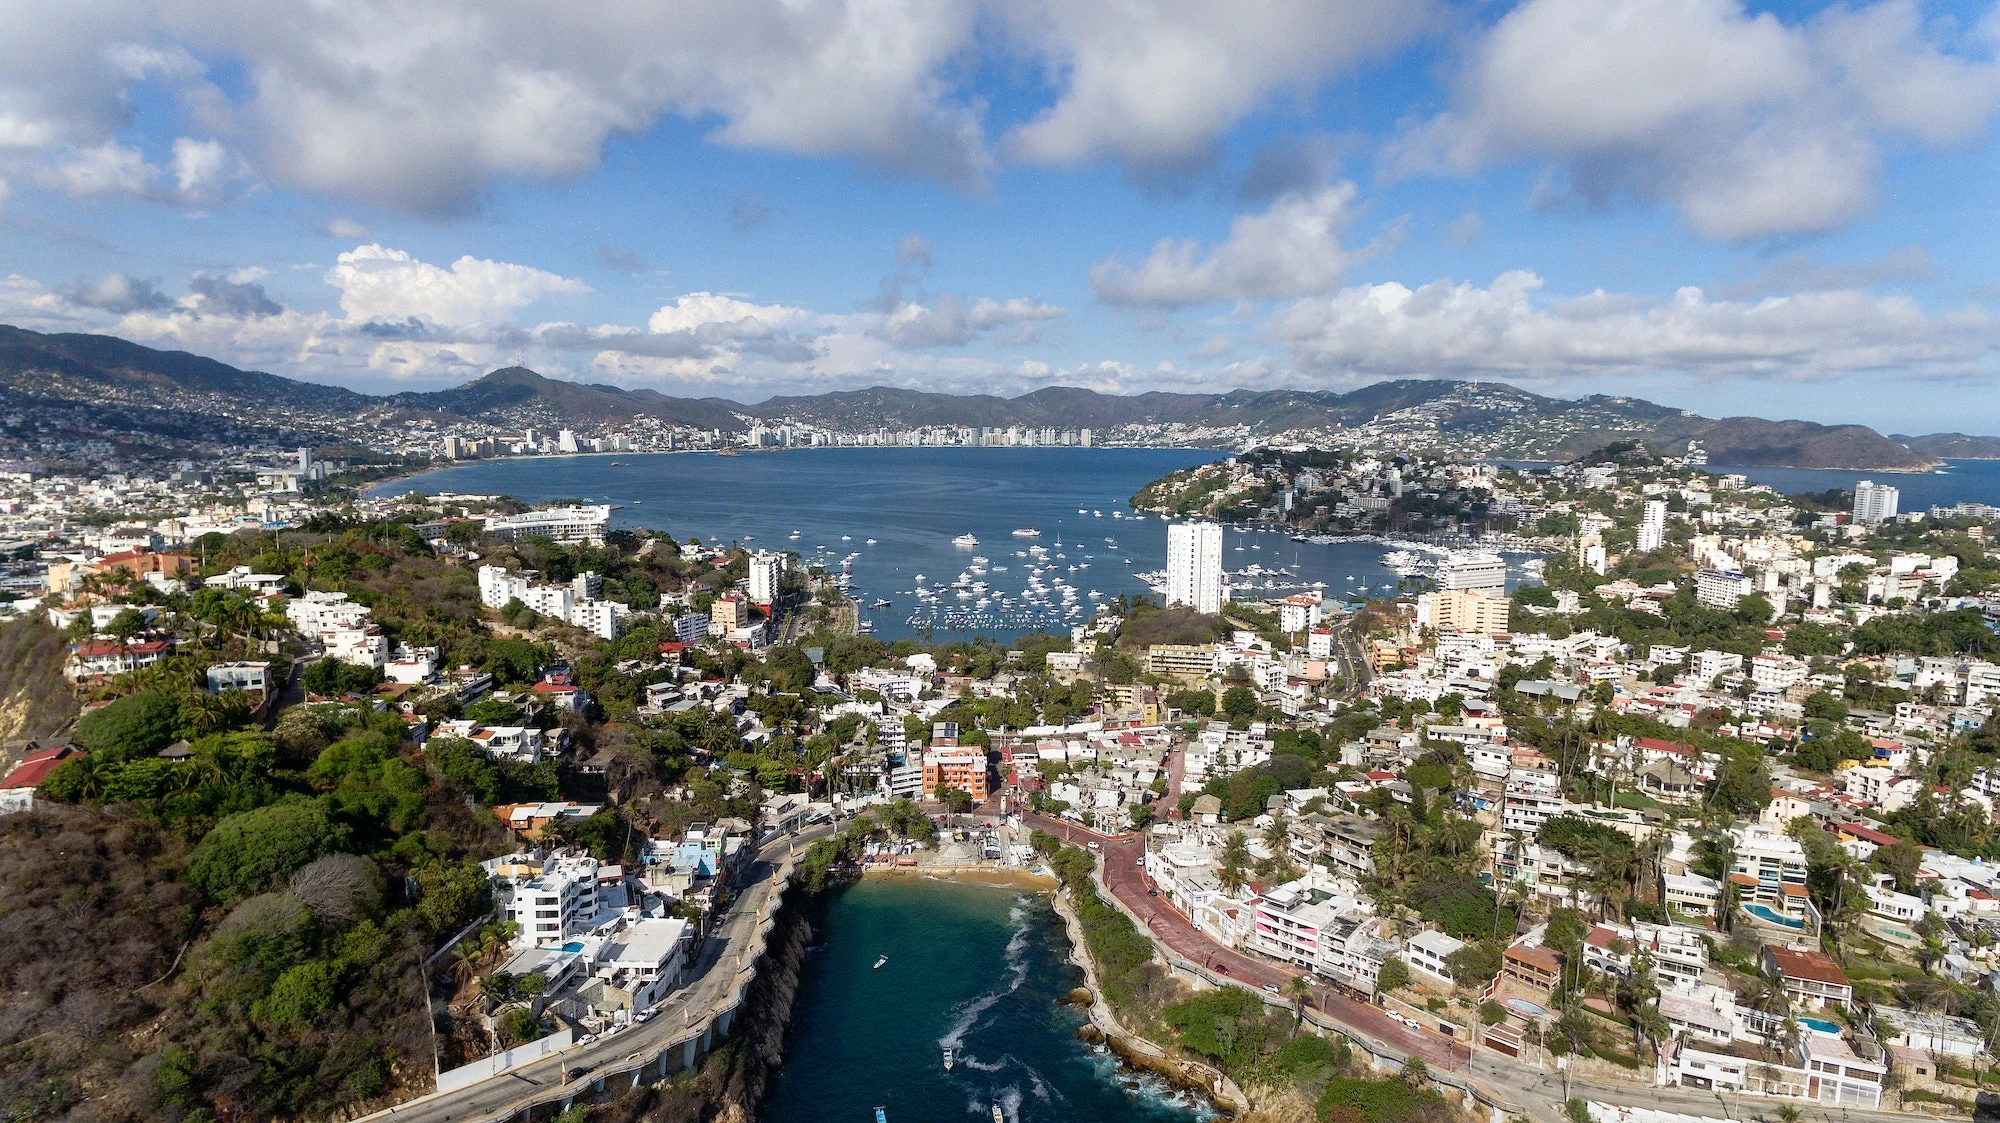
left=1145, top=644, right=1216, bottom=682
left=710, top=594, right=749, bottom=633
left=1416, top=588, right=1510, bottom=636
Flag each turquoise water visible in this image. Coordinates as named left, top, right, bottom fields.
left=1800, top=1017, right=1842, bottom=1035
left=370, top=448, right=1447, bottom=640
left=760, top=879, right=1210, bottom=1123
left=1743, top=902, right=1805, bottom=929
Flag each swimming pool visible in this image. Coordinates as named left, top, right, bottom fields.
left=1800, top=1017, right=1842, bottom=1035
left=1507, top=997, right=1551, bottom=1019
left=1744, top=902, right=1805, bottom=929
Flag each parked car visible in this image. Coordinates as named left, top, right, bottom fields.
left=1262, top=984, right=1281, bottom=995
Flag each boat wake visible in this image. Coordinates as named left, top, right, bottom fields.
left=939, top=906, right=1032, bottom=1050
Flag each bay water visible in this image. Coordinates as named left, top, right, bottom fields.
left=758, top=878, right=1210, bottom=1123
left=371, top=448, right=1432, bottom=640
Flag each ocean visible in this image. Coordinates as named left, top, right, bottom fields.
left=1709, top=459, right=2000, bottom=510
left=758, top=878, right=1211, bottom=1123
left=369, top=448, right=1472, bottom=640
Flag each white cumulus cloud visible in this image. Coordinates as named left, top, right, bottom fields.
left=877, top=294, right=1064, bottom=347
left=326, top=243, right=590, bottom=326
left=1388, top=0, right=2000, bottom=240
left=1002, top=0, right=1430, bottom=180
left=1268, top=269, right=2000, bottom=383
left=1090, top=183, right=1386, bottom=307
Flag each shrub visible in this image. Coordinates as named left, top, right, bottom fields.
left=187, top=800, right=348, bottom=900
left=73, top=690, right=181, bottom=761
left=261, top=959, right=342, bottom=1026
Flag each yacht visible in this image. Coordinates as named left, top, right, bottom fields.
left=953, top=533, right=979, bottom=548
left=1012, top=528, right=1041, bottom=537
left=866, top=538, right=877, bottom=545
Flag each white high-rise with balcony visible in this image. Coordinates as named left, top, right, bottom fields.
left=1166, top=522, right=1225, bottom=614
left=748, top=551, right=784, bottom=604
left=1854, top=481, right=1900, bottom=526
left=1636, top=499, right=1667, bottom=554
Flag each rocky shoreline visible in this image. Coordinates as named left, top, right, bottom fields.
left=1047, top=885, right=1247, bottom=1119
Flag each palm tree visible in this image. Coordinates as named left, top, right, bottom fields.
left=1286, top=975, right=1313, bottom=1034
left=1263, top=812, right=1291, bottom=858
left=1220, top=830, right=1251, bottom=896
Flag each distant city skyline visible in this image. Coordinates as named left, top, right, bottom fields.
left=2, top=1, right=1998, bottom=433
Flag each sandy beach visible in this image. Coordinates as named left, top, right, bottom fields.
left=860, top=864, right=1060, bottom=891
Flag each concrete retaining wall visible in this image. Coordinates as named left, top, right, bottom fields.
left=436, top=1030, right=575, bottom=1093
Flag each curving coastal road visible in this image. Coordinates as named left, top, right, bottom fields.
left=1026, top=812, right=1935, bottom=1123
left=358, top=822, right=837, bottom=1123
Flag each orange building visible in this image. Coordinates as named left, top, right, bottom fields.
left=922, top=746, right=989, bottom=801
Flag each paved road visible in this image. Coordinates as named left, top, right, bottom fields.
left=1025, top=815, right=1469, bottom=1071
left=1027, top=814, right=1950, bottom=1123
left=358, top=823, right=837, bottom=1123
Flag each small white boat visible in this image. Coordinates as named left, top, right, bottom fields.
left=874, top=955, right=888, bottom=970
left=942, top=1046, right=955, bottom=1071
left=1012, top=528, right=1041, bottom=537
left=953, top=533, right=979, bottom=547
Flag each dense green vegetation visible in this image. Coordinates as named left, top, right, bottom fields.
left=6, top=701, right=509, bottom=1121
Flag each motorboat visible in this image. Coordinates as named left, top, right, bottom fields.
left=953, top=533, right=979, bottom=547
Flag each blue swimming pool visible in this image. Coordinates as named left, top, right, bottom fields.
left=1744, top=902, right=1805, bottom=929
left=1800, top=1017, right=1842, bottom=1035
left=1507, top=997, right=1551, bottom=1019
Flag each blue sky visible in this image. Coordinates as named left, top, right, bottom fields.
left=2, top=0, right=1998, bottom=434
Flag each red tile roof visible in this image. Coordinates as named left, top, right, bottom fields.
left=1766, top=945, right=1850, bottom=988
left=1, top=746, right=83, bottom=789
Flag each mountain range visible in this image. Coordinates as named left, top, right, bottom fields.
left=0, top=323, right=1983, bottom=470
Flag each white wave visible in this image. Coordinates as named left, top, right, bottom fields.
left=939, top=905, right=1035, bottom=1050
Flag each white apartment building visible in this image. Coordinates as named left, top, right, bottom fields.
left=1689, top=649, right=1744, bottom=684
left=488, top=853, right=613, bottom=948
left=1636, top=499, right=1667, bottom=554
left=206, top=661, right=271, bottom=693
left=322, top=624, right=388, bottom=670
left=1500, top=768, right=1570, bottom=834
left=748, top=552, right=784, bottom=605
left=479, top=564, right=532, bottom=608
left=286, top=589, right=372, bottom=632
left=591, top=917, right=693, bottom=1011
left=1435, top=552, right=1507, bottom=592
left=484, top=504, right=612, bottom=544
left=1751, top=654, right=1809, bottom=694
left=570, top=599, right=619, bottom=641
left=1695, top=568, right=1754, bottom=610
left=1253, top=883, right=1341, bottom=969
left=1166, top=522, right=1226, bottom=614
left=1405, top=929, right=1468, bottom=987
left=1853, top=481, right=1900, bottom=526
left=1731, top=824, right=1810, bottom=908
